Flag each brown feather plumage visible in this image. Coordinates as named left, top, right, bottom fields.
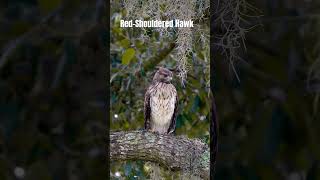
left=144, top=67, right=178, bottom=134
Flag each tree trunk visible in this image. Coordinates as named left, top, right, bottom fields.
left=110, top=130, right=210, bottom=179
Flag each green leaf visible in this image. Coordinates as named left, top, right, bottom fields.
left=122, top=48, right=135, bottom=65
left=119, top=39, right=130, bottom=48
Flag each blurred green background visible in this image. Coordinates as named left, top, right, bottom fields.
left=0, top=0, right=107, bottom=179
left=110, top=0, right=210, bottom=179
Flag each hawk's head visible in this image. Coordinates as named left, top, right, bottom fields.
left=153, top=67, right=173, bottom=83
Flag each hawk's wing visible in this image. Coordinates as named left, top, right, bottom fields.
left=144, top=86, right=152, bottom=130
left=168, top=91, right=178, bottom=134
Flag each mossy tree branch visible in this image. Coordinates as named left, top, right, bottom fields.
left=142, top=42, right=176, bottom=72
left=110, top=130, right=210, bottom=179
left=140, top=8, right=209, bottom=73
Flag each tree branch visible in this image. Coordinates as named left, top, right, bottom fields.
left=110, top=130, right=210, bottom=179
left=142, top=42, right=176, bottom=72
left=135, top=11, right=210, bottom=74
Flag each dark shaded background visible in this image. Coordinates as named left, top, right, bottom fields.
left=213, top=0, right=320, bottom=179
left=1, top=0, right=320, bottom=179
left=0, top=0, right=107, bottom=179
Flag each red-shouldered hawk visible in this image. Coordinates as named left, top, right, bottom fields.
left=144, top=67, right=178, bottom=134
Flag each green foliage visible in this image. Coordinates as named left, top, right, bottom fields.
left=121, top=48, right=135, bottom=65
left=110, top=0, right=210, bottom=178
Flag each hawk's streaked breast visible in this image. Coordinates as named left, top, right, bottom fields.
left=149, top=82, right=177, bottom=133
left=144, top=67, right=178, bottom=134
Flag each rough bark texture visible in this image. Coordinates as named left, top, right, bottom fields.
left=110, top=130, right=210, bottom=179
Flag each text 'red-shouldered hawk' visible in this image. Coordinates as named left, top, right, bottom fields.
left=144, top=67, right=178, bottom=134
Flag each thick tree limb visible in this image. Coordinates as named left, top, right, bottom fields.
left=110, top=130, right=210, bottom=179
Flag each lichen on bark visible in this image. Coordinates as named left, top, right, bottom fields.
left=110, top=130, right=210, bottom=179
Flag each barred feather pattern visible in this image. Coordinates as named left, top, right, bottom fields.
left=144, top=82, right=177, bottom=134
